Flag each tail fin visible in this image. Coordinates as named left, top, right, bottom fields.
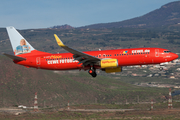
left=6, top=26, right=35, bottom=55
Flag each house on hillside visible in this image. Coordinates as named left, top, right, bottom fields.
left=169, top=76, right=176, bottom=79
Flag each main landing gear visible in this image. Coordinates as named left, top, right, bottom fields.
left=88, top=67, right=97, bottom=77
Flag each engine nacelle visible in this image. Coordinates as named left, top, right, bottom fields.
left=100, top=59, right=118, bottom=68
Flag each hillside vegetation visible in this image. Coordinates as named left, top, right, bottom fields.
left=1, top=25, right=180, bottom=56
left=0, top=55, right=168, bottom=107
left=0, top=1, right=180, bottom=108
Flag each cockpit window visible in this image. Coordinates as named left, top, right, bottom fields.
left=164, top=50, right=171, bottom=53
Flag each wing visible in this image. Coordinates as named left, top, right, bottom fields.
left=54, top=34, right=101, bottom=66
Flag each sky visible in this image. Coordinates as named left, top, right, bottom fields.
left=0, top=0, right=178, bottom=29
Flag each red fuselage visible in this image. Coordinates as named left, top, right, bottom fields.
left=14, top=47, right=178, bottom=70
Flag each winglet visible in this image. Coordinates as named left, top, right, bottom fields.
left=54, top=34, right=65, bottom=47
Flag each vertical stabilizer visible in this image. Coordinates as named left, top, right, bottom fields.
left=6, top=26, right=35, bottom=55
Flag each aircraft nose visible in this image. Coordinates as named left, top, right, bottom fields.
left=172, top=53, right=179, bottom=59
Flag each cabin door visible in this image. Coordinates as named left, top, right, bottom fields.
left=155, top=49, right=159, bottom=57
left=36, top=57, right=41, bottom=65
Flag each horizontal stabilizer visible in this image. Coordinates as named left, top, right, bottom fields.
left=3, top=53, right=26, bottom=61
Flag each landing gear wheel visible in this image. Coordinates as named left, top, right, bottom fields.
left=91, top=72, right=97, bottom=77
left=88, top=69, right=97, bottom=77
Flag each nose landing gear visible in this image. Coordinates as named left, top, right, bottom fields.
left=88, top=67, right=97, bottom=77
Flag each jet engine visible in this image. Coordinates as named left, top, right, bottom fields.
left=100, top=59, right=118, bottom=68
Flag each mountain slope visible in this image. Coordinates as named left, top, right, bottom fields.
left=0, top=55, right=167, bottom=107
left=50, top=24, right=74, bottom=29
left=81, top=1, right=180, bottom=29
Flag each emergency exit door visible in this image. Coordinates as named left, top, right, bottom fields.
left=155, top=49, right=159, bottom=57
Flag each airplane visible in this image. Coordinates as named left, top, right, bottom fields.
left=3, top=26, right=179, bottom=77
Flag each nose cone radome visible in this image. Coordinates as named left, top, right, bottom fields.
left=172, top=53, right=179, bottom=60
